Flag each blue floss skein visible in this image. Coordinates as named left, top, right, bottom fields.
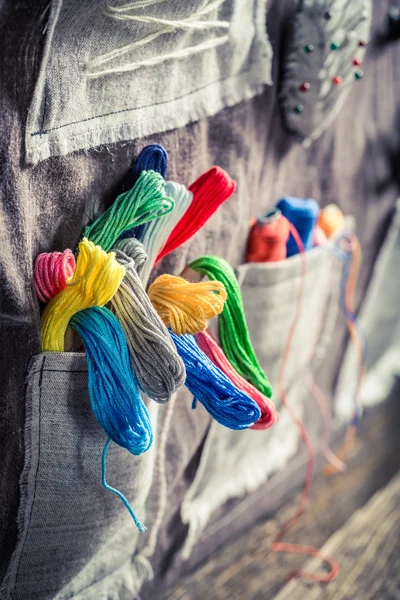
left=70, top=306, right=153, bottom=531
left=170, top=332, right=261, bottom=430
left=70, top=306, right=153, bottom=455
left=137, top=181, right=193, bottom=286
left=121, top=144, right=169, bottom=240
left=277, top=197, right=319, bottom=257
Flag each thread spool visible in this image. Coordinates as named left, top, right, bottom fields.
left=246, top=208, right=290, bottom=262
left=317, top=204, right=344, bottom=238
left=276, top=197, right=320, bottom=257
left=156, top=167, right=236, bottom=263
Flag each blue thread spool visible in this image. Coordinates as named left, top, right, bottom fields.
left=276, top=197, right=320, bottom=257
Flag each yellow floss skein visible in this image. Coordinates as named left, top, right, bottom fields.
left=41, top=238, right=125, bottom=351
left=148, top=273, right=227, bottom=336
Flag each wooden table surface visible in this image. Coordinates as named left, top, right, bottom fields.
left=166, top=388, right=400, bottom=600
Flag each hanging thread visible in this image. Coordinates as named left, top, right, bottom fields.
left=138, top=181, right=193, bottom=286
left=71, top=306, right=153, bottom=532
left=110, top=250, right=186, bottom=403
left=34, top=249, right=75, bottom=302
left=148, top=274, right=227, bottom=336
left=246, top=208, right=290, bottom=262
left=156, top=167, right=236, bottom=263
left=170, top=332, right=261, bottom=430
left=324, top=230, right=366, bottom=475
left=271, top=220, right=340, bottom=583
left=85, top=170, right=174, bottom=252
left=121, top=144, right=168, bottom=236
left=196, top=330, right=278, bottom=430
left=102, top=438, right=147, bottom=532
left=277, top=197, right=320, bottom=257
left=41, top=239, right=125, bottom=352
left=189, top=256, right=273, bottom=399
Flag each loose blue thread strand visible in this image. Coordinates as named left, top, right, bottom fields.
left=102, top=438, right=146, bottom=532
left=71, top=306, right=153, bottom=531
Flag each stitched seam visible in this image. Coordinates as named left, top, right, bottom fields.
left=30, top=63, right=262, bottom=137
left=11, top=357, right=45, bottom=597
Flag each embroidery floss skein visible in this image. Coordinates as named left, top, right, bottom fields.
left=276, top=197, right=320, bottom=257
left=156, top=167, right=236, bottom=263
left=189, top=256, right=273, bottom=399
left=34, top=249, right=75, bottom=302
left=111, top=250, right=186, bottom=403
left=137, top=181, right=193, bottom=286
left=71, top=306, right=153, bottom=532
left=114, top=238, right=148, bottom=271
left=121, top=144, right=169, bottom=238
left=196, top=330, right=278, bottom=430
left=170, top=332, right=261, bottom=430
left=85, top=170, right=174, bottom=252
left=41, top=239, right=125, bottom=351
left=148, top=274, right=227, bottom=335
left=246, top=208, right=290, bottom=262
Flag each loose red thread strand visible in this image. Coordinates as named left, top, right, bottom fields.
left=272, top=219, right=340, bottom=583
left=155, top=167, right=236, bottom=263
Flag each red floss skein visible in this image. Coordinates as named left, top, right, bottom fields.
left=246, top=209, right=290, bottom=263
left=156, top=166, right=236, bottom=263
left=196, top=330, right=278, bottom=430
left=34, top=249, right=76, bottom=302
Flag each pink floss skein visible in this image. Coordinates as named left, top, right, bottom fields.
left=34, top=249, right=76, bottom=302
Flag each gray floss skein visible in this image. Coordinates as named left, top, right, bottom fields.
left=111, top=248, right=186, bottom=403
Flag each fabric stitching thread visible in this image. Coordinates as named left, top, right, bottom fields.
left=31, top=63, right=261, bottom=137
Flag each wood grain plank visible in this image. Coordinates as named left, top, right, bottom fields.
left=274, top=472, right=400, bottom=600
left=165, top=392, right=400, bottom=600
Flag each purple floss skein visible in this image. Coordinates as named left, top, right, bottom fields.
left=121, top=144, right=168, bottom=241
left=276, top=197, right=320, bottom=257
left=169, top=332, right=261, bottom=430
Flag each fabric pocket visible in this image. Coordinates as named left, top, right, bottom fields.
left=181, top=245, right=342, bottom=560
left=26, top=0, right=273, bottom=164
left=1, top=352, right=157, bottom=600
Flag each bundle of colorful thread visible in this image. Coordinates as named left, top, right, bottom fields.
left=246, top=196, right=345, bottom=263
left=33, top=144, right=278, bottom=531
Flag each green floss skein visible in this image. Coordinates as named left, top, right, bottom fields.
left=190, top=256, right=273, bottom=399
left=85, top=170, right=175, bottom=252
